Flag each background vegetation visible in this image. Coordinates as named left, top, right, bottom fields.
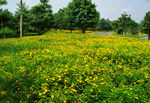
left=0, top=0, right=150, bottom=39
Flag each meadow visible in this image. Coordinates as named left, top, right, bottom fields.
left=0, top=31, right=150, bottom=103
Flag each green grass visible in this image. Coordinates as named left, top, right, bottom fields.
left=0, top=31, right=150, bottom=103
left=111, top=32, right=148, bottom=38
left=0, top=28, right=38, bottom=39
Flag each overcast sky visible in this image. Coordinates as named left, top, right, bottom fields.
left=2, top=0, right=150, bottom=22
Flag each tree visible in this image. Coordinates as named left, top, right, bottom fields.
left=31, top=0, right=53, bottom=34
left=97, top=18, right=112, bottom=31
left=0, top=0, right=7, bottom=5
left=112, top=20, right=119, bottom=33
left=141, top=11, right=150, bottom=40
left=68, top=0, right=99, bottom=33
left=54, top=8, right=65, bottom=31
left=118, top=12, right=132, bottom=35
left=0, top=9, right=13, bottom=38
left=64, top=4, right=76, bottom=33
left=20, top=0, right=23, bottom=38
left=112, top=12, right=138, bottom=35
left=128, top=20, right=139, bottom=35
left=14, top=2, right=30, bottom=36
left=0, top=0, right=7, bottom=38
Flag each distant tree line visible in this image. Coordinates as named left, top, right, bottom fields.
left=0, top=0, right=99, bottom=37
left=0, top=0, right=150, bottom=39
left=111, top=12, right=150, bottom=39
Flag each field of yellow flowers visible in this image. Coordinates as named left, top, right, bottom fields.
left=0, top=31, right=150, bottom=103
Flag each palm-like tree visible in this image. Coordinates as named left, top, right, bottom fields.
left=20, top=0, right=23, bottom=38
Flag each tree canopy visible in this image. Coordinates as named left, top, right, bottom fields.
left=141, top=11, right=150, bottom=39
left=14, top=2, right=30, bottom=34
left=97, top=18, right=112, bottom=31
left=67, top=0, right=100, bottom=33
left=0, top=9, right=13, bottom=38
left=30, top=0, right=53, bottom=34
left=53, top=8, right=66, bottom=31
left=0, top=0, right=7, bottom=5
left=112, top=12, right=139, bottom=35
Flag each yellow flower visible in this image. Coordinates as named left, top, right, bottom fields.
left=51, top=95, right=54, bottom=99
left=30, top=87, right=34, bottom=91
left=27, top=94, right=31, bottom=99
left=71, top=89, right=77, bottom=92
left=1, top=91, right=6, bottom=95
left=63, top=100, right=67, bottom=103
left=135, top=97, right=139, bottom=100
left=64, top=80, right=67, bottom=83
left=39, top=93, right=42, bottom=96
left=64, top=85, right=67, bottom=89
left=65, top=65, right=69, bottom=68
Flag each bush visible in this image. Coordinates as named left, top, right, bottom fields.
left=0, top=27, right=16, bottom=38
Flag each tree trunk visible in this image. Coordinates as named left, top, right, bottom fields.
left=3, top=25, right=5, bottom=39
left=148, top=32, right=150, bottom=40
left=34, top=27, right=36, bottom=33
left=17, top=27, right=20, bottom=37
left=82, top=28, right=86, bottom=33
left=70, top=29, right=72, bottom=33
left=20, top=0, right=23, bottom=38
left=1, top=16, right=5, bottom=38
left=38, top=28, right=41, bottom=35
left=116, top=30, right=119, bottom=34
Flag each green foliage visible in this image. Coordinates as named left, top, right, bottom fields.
left=53, top=8, right=66, bottom=30
left=112, top=32, right=148, bottom=38
left=0, top=27, right=16, bottom=38
left=118, top=13, right=132, bottom=34
left=0, top=31, right=150, bottom=102
left=0, top=9, right=14, bottom=38
left=129, top=20, right=139, bottom=35
left=141, top=11, right=150, bottom=39
left=14, top=2, right=30, bottom=34
left=30, top=0, right=53, bottom=34
left=0, top=9, right=13, bottom=26
left=96, top=18, right=112, bottom=31
left=112, top=12, right=139, bottom=35
left=67, top=0, right=100, bottom=33
left=0, top=0, right=7, bottom=5
left=64, top=3, right=77, bottom=32
left=40, top=0, right=49, bottom=4
left=112, top=20, right=120, bottom=33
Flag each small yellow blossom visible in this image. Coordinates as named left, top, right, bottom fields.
left=135, top=97, right=139, bottom=100
left=27, top=94, right=31, bottom=99
left=1, top=91, right=6, bottom=95
left=51, top=95, right=54, bottom=99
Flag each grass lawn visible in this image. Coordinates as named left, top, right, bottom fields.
left=111, top=32, right=148, bottom=38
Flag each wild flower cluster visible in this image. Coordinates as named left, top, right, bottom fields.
left=61, top=30, right=101, bottom=33
left=0, top=31, right=150, bottom=102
